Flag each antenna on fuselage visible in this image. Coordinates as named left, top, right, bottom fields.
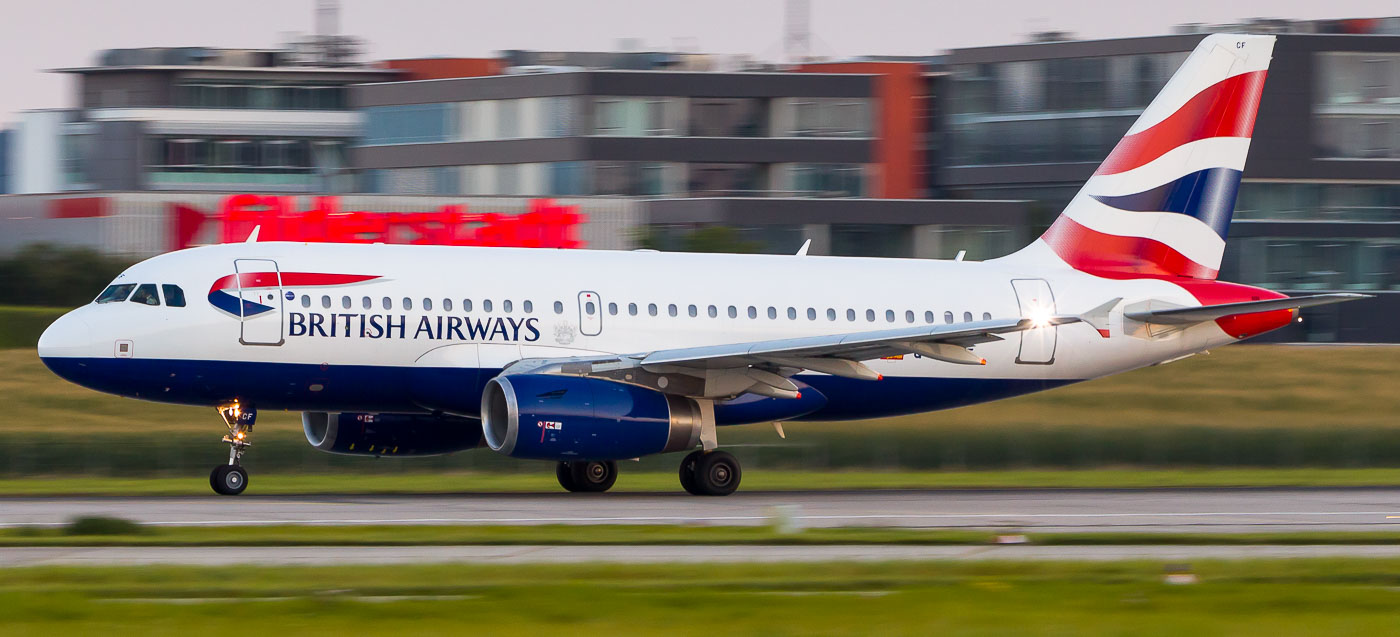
left=246, top=225, right=261, bottom=242
left=795, top=239, right=811, bottom=256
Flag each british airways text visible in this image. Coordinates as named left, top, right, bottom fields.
left=287, top=312, right=541, bottom=342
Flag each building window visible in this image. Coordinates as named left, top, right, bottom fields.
left=595, top=99, right=623, bottom=135
left=497, top=99, right=521, bottom=139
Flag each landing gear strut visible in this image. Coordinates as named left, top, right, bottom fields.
left=679, top=450, right=741, bottom=496
left=556, top=460, right=618, bottom=493
left=210, top=402, right=255, bottom=496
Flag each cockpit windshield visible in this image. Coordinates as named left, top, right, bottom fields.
left=95, top=283, right=137, bottom=304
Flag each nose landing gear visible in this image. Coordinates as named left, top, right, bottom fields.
left=210, top=402, right=254, bottom=496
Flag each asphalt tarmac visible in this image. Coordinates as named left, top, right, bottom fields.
left=6, top=487, right=1400, bottom=533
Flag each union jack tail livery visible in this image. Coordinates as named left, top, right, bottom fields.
left=1035, top=34, right=1275, bottom=280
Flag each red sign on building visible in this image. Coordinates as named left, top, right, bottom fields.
left=170, top=195, right=587, bottom=252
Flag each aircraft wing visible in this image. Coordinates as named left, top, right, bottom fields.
left=505, top=315, right=1081, bottom=398
left=1124, top=293, right=1369, bottom=325
left=636, top=315, right=1078, bottom=369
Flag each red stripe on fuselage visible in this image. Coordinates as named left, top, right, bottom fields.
left=208, top=272, right=379, bottom=295
left=1040, top=216, right=1219, bottom=280
left=1095, top=70, right=1267, bottom=176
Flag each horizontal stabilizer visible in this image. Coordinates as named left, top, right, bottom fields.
left=1125, top=293, right=1369, bottom=325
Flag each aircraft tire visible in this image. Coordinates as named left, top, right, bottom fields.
left=693, top=451, right=741, bottom=496
left=209, top=464, right=248, bottom=496
left=678, top=450, right=704, bottom=495
left=556, top=461, right=582, bottom=492
left=569, top=460, right=618, bottom=493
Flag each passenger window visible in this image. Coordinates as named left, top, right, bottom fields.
left=96, top=283, right=137, bottom=304
left=728, top=305, right=738, bottom=319
left=944, top=311, right=954, bottom=324
left=160, top=284, right=187, bottom=307
left=343, top=296, right=353, bottom=310
left=807, top=308, right=816, bottom=320
left=982, top=312, right=992, bottom=320
left=383, top=297, right=393, bottom=310
left=964, top=311, right=973, bottom=322
left=905, top=310, right=915, bottom=323
left=846, top=309, right=856, bottom=321
left=629, top=303, right=638, bottom=316
left=321, top=295, right=332, bottom=309
left=924, top=311, right=934, bottom=324
left=504, top=300, right=513, bottom=312
left=523, top=300, right=533, bottom=313
left=464, top=299, right=473, bottom=312
left=885, top=310, right=895, bottom=323
left=403, top=297, right=413, bottom=311
left=483, top=300, right=493, bottom=312
left=586, top=300, right=596, bottom=314
left=443, top=299, right=453, bottom=312
left=865, top=309, right=875, bottom=322
left=748, top=306, right=758, bottom=319
left=708, top=305, right=718, bottom=318
left=648, top=303, right=658, bottom=316
left=129, top=284, right=160, bottom=306
left=554, top=301, right=565, bottom=314
left=767, top=307, right=777, bottom=319
left=362, top=297, right=372, bottom=310
left=787, top=307, right=797, bottom=320
left=423, top=298, right=433, bottom=311
left=827, top=308, right=836, bottom=321
left=688, top=304, right=698, bottom=318
left=301, top=295, right=311, bottom=308
left=608, top=302, right=618, bottom=316
left=668, top=304, right=678, bottom=317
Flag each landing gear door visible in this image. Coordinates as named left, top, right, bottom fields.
left=578, top=291, right=602, bottom=336
left=1011, top=278, right=1056, bottom=365
left=235, top=259, right=284, bottom=346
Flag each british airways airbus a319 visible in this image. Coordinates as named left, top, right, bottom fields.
left=38, top=35, right=1367, bottom=496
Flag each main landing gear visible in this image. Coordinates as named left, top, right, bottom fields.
left=556, top=460, right=619, bottom=492
left=678, top=450, right=742, bottom=496
left=210, top=401, right=255, bottom=496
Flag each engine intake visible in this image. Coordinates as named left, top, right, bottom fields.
left=481, top=374, right=701, bottom=461
left=302, top=412, right=483, bottom=456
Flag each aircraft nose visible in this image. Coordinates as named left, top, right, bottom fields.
left=37, top=310, right=93, bottom=359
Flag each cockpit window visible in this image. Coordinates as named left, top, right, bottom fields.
left=162, top=284, right=187, bottom=307
left=96, top=283, right=137, bottom=304
left=129, top=284, right=161, bottom=306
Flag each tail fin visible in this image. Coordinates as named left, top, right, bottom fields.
left=1027, top=34, right=1275, bottom=280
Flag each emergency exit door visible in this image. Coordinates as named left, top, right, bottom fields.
left=1011, top=278, right=1056, bottom=364
left=578, top=291, right=602, bottom=336
left=235, top=259, right=284, bottom=346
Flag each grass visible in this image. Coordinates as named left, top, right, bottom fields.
left=7, top=467, right=1400, bottom=497
left=2, top=560, right=1400, bottom=635
left=0, top=306, right=66, bottom=349
left=5, top=522, right=1400, bottom=547
left=6, top=344, right=1400, bottom=473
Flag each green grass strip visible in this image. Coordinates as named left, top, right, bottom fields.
left=4, top=467, right=1400, bottom=497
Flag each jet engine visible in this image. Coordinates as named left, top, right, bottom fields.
left=481, top=374, right=702, bottom=461
left=301, top=412, right=483, bottom=456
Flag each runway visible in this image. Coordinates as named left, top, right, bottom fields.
left=6, top=488, right=1400, bottom=533
left=7, top=544, right=1400, bottom=567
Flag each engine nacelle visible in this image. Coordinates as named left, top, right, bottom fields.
left=481, top=374, right=701, bottom=461
left=302, top=412, right=483, bottom=456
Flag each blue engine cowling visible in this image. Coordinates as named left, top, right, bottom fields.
left=481, top=374, right=702, bottom=461
left=302, top=412, right=484, bottom=456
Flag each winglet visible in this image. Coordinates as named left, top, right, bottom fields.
left=796, top=239, right=811, bottom=256
left=1080, top=297, right=1122, bottom=338
left=246, top=225, right=261, bottom=243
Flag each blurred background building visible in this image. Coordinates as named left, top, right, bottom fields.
left=0, top=15, right=1397, bottom=341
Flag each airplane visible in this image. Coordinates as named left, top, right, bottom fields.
left=37, top=34, right=1367, bottom=496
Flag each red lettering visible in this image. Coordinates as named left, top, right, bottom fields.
left=174, top=194, right=585, bottom=250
